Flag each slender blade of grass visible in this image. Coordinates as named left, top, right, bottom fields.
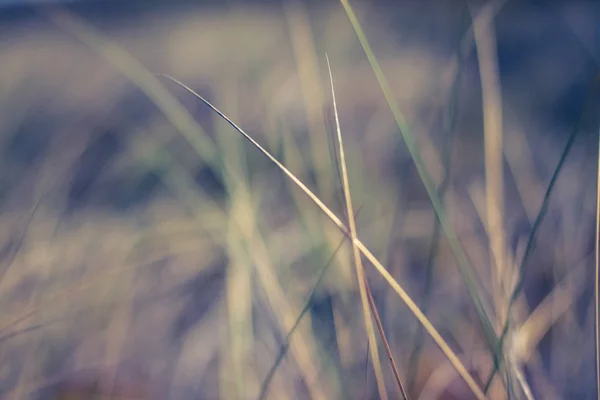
left=159, top=74, right=488, bottom=400
left=472, top=0, right=507, bottom=338
left=326, top=54, right=389, bottom=400
left=365, top=281, right=409, bottom=399
left=470, top=3, right=522, bottom=398
left=406, top=4, right=468, bottom=393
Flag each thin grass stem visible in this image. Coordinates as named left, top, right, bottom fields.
left=159, top=74, right=488, bottom=400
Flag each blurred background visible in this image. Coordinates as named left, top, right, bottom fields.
left=0, top=0, right=598, bottom=399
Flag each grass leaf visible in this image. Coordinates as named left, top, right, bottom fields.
left=159, top=73, right=488, bottom=400
left=326, top=54, right=390, bottom=400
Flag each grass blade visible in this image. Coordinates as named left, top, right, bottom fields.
left=338, top=0, right=499, bottom=358
left=159, top=74, right=488, bottom=400
left=406, top=5, right=468, bottom=393
left=472, top=0, right=507, bottom=336
left=471, top=3, right=522, bottom=397
left=365, top=281, right=409, bottom=399
left=326, top=54, right=388, bottom=400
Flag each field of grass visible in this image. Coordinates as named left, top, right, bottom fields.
left=0, top=1, right=598, bottom=399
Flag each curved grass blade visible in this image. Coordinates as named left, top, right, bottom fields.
left=159, top=74, right=488, bottom=400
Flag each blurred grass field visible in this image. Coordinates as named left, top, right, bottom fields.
left=0, top=1, right=599, bottom=399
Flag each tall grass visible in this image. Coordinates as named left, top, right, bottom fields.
left=0, top=1, right=598, bottom=399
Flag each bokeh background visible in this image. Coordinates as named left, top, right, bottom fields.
left=0, top=0, right=598, bottom=399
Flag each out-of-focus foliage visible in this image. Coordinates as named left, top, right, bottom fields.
left=0, top=1, right=597, bottom=399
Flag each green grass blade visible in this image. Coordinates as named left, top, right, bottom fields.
left=405, top=9, right=465, bottom=387
left=339, top=0, right=499, bottom=359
